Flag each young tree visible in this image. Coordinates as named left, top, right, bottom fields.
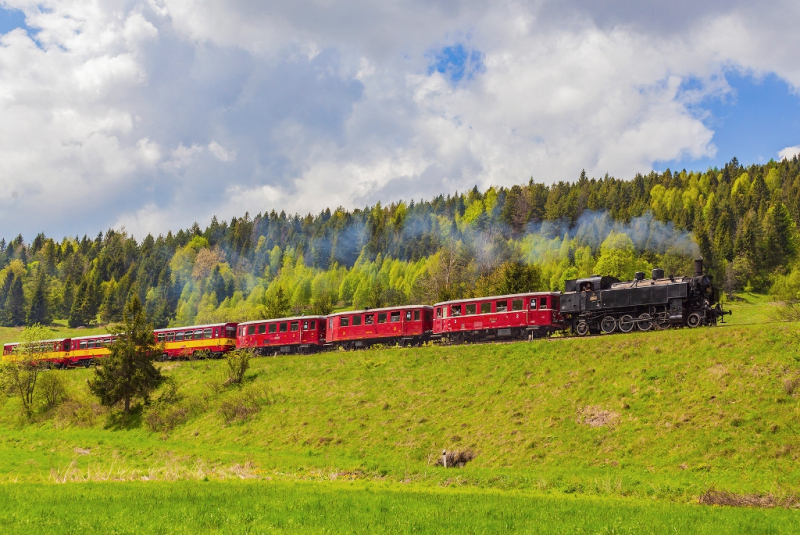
left=27, top=270, right=51, bottom=325
left=88, top=295, right=163, bottom=413
left=1, top=323, right=50, bottom=416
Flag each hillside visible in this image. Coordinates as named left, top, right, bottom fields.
left=2, top=316, right=799, bottom=505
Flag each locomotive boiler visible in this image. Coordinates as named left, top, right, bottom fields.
left=560, top=259, right=728, bottom=335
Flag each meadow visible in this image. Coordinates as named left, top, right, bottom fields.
left=0, top=297, right=798, bottom=532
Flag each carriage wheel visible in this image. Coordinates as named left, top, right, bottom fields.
left=575, top=321, right=589, bottom=336
left=600, top=316, right=616, bottom=334
left=687, top=312, right=703, bottom=328
left=654, top=314, right=671, bottom=330
left=618, top=315, right=635, bottom=333
left=637, top=313, right=653, bottom=331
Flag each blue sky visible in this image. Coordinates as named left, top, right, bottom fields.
left=1, top=1, right=800, bottom=238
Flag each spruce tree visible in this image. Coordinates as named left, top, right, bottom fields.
left=88, top=295, right=163, bottom=413
left=26, top=271, right=51, bottom=325
left=7, top=275, right=25, bottom=326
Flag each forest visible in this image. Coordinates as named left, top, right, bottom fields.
left=1, top=156, right=799, bottom=329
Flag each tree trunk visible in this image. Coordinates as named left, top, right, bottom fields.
left=124, top=396, right=130, bottom=413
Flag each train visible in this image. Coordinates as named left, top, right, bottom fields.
left=2, top=259, right=727, bottom=367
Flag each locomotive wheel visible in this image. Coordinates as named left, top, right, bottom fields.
left=687, top=312, right=702, bottom=328
left=618, top=315, right=635, bottom=333
left=637, top=313, right=653, bottom=332
left=655, top=315, right=671, bottom=330
left=600, top=316, right=616, bottom=334
left=575, top=321, right=589, bottom=336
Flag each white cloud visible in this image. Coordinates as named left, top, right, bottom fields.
left=779, top=145, right=800, bottom=161
left=1, top=0, right=800, bottom=238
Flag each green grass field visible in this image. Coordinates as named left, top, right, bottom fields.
left=1, top=296, right=799, bottom=532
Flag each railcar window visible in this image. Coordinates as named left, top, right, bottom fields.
left=436, top=308, right=442, bottom=318
left=390, top=311, right=401, bottom=322
left=496, top=300, right=508, bottom=312
left=303, top=321, right=309, bottom=331
left=425, top=310, right=432, bottom=322
left=214, top=328, right=219, bottom=338
left=414, top=310, right=420, bottom=321
left=104, top=339, right=112, bottom=347
left=365, top=314, right=374, bottom=325
left=248, top=325, right=256, bottom=336
left=204, top=328, right=212, bottom=339
left=451, top=305, right=462, bottom=317
left=167, top=332, right=174, bottom=342
left=406, top=311, right=412, bottom=320
left=226, top=326, right=236, bottom=337
left=481, top=302, right=492, bottom=314
left=540, top=297, right=548, bottom=309
left=290, top=322, right=298, bottom=331
left=187, top=331, right=196, bottom=341
left=175, top=332, right=184, bottom=341
left=378, top=313, right=387, bottom=324
left=340, top=317, right=350, bottom=327
left=465, top=304, right=476, bottom=315
left=529, top=299, right=537, bottom=310
left=80, top=341, right=87, bottom=350
left=512, top=299, right=523, bottom=311
left=352, top=315, right=362, bottom=326
left=86, top=340, right=94, bottom=349
left=310, top=321, right=316, bottom=330
left=269, top=324, right=277, bottom=334
left=157, top=333, right=165, bottom=342
left=194, top=330, right=203, bottom=339
left=258, top=324, right=266, bottom=335
left=280, top=323, right=288, bottom=332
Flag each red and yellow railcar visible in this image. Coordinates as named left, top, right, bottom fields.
left=65, top=334, right=116, bottom=366
left=154, top=322, right=238, bottom=360
left=237, top=316, right=326, bottom=355
left=326, top=305, right=433, bottom=349
left=432, top=292, right=566, bottom=343
left=2, top=338, right=77, bottom=367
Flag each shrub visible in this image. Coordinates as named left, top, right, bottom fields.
left=218, top=385, right=273, bottom=424
left=225, top=349, right=253, bottom=386
left=144, top=404, right=191, bottom=433
left=37, top=371, right=68, bottom=410
left=55, top=396, right=107, bottom=428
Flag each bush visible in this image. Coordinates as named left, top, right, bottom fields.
left=218, top=385, right=273, bottom=424
left=55, top=396, right=107, bottom=428
left=37, top=372, right=68, bottom=410
left=144, top=404, right=191, bottom=433
left=225, top=349, right=253, bottom=385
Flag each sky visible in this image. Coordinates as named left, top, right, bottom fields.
left=0, top=1, right=799, bottom=240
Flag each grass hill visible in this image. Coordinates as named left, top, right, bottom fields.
left=1, top=297, right=798, bottom=532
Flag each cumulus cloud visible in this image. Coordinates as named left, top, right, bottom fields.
left=0, top=0, right=799, bottom=238
left=779, top=145, right=800, bottom=161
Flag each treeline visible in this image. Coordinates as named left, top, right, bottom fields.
left=1, top=156, right=800, bottom=328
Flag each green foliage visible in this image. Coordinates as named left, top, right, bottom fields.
left=0, top=323, right=50, bottom=416
left=88, top=296, right=163, bottom=413
left=225, top=348, right=252, bottom=386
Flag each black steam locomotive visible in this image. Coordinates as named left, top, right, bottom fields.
left=560, top=259, right=728, bottom=335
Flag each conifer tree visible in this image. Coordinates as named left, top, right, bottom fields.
left=7, top=276, right=25, bottom=326
left=88, top=295, right=163, bottom=413
left=26, top=271, right=51, bottom=325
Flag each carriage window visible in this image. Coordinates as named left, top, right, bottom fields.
left=186, top=331, right=195, bottom=341
left=258, top=324, right=266, bottom=334
left=105, top=339, right=113, bottom=347
left=365, top=314, right=374, bottom=325
left=175, top=332, right=184, bottom=341
left=247, top=325, right=256, bottom=335
left=414, top=310, right=420, bottom=321
left=79, top=341, right=87, bottom=349
left=310, top=321, right=316, bottom=330
left=481, top=302, right=492, bottom=314
left=290, top=321, right=298, bottom=331
left=378, top=313, right=387, bottom=324
left=465, top=304, right=476, bottom=315
left=390, top=311, right=401, bottom=322
left=195, top=330, right=203, bottom=339
left=269, top=323, right=277, bottom=334
left=302, top=321, right=309, bottom=331
left=352, top=315, right=362, bottom=326
left=280, top=323, right=288, bottom=332
left=540, top=297, right=548, bottom=309
left=157, top=333, right=165, bottom=342
left=451, top=305, right=462, bottom=317
left=204, top=328, right=212, bottom=339
left=226, top=326, right=236, bottom=337
left=340, top=317, right=350, bottom=327
left=167, top=332, right=174, bottom=341
left=214, top=328, right=219, bottom=337
left=406, top=311, right=412, bottom=320
left=529, top=299, right=537, bottom=310
left=512, top=299, right=523, bottom=311
left=436, top=307, right=442, bottom=318
left=425, top=310, right=432, bottom=322
left=496, top=300, right=508, bottom=312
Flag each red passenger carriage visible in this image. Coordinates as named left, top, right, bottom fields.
left=237, top=315, right=327, bottom=355
left=326, top=305, right=433, bottom=349
left=154, top=322, right=238, bottom=360
left=432, top=292, right=566, bottom=343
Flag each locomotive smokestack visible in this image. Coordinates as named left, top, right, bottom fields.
left=694, top=259, right=704, bottom=276
left=651, top=268, right=664, bottom=280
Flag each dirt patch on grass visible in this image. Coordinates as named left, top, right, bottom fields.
left=578, top=406, right=618, bottom=427
left=436, top=450, right=476, bottom=468
left=699, top=490, right=800, bottom=508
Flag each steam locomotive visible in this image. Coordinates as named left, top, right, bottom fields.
left=560, top=259, right=728, bottom=335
